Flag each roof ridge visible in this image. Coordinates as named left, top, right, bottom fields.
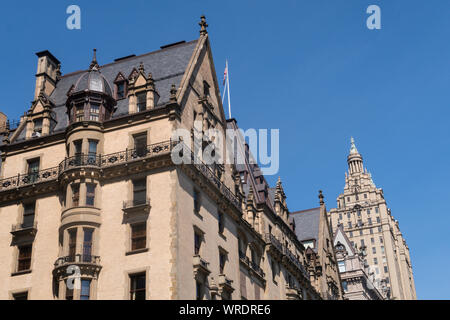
left=60, top=39, right=198, bottom=79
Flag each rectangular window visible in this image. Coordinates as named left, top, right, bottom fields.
left=347, top=212, right=351, bottom=219
left=130, top=273, right=146, bottom=300
left=372, top=247, right=376, bottom=254
left=384, top=266, right=388, bottom=273
left=359, top=230, right=363, bottom=236
left=342, top=281, right=348, bottom=292
left=368, top=218, right=372, bottom=225
left=194, top=232, right=201, bottom=255
left=68, top=229, right=77, bottom=262
left=375, top=207, right=379, bottom=214
left=360, top=239, right=365, bottom=247
left=86, top=184, right=96, bottom=206
left=137, top=92, right=147, bottom=112
left=364, top=194, right=367, bottom=199
left=22, top=202, right=35, bottom=228
left=76, top=105, right=84, bottom=121
left=380, top=236, right=384, bottom=243
left=367, top=209, right=371, bottom=215
left=370, top=228, right=373, bottom=234
left=348, top=222, right=352, bottom=228
left=13, top=292, right=28, bottom=300
left=27, top=158, right=40, bottom=183
left=17, top=245, right=32, bottom=271
left=88, top=140, right=98, bottom=163
left=89, top=104, right=100, bottom=121
left=381, top=246, right=385, bottom=254
left=378, top=226, right=382, bottom=232
left=376, top=217, right=381, bottom=223
left=218, top=212, right=224, bottom=234
left=219, top=251, right=226, bottom=274
left=66, top=285, right=74, bottom=300
left=196, top=281, right=203, bottom=300
left=133, top=133, right=147, bottom=157
left=338, top=261, right=346, bottom=272
left=131, top=223, right=147, bottom=251
left=371, top=237, right=375, bottom=244
left=374, top=258, right=378, bottom=265
left=80, top=279, right=91, bottom=300
left=72, top=184, right=80, bottom=207
left=349, top=231, right=353, bottom=238
left=339, top=213, right=342, bottom=220
left=83, top=229, right=93, bottom=262
left=117, top=82, right=125, bottom=99
left=357, top=210, right=361, bottom=217
left=74, top=140, right=83, bottom=165
left=357, top=219, right=362, bottom=227
left=33, top=118, right=43, bottom=134
left=132, top=179, right=147, bottom=206
left=193, top=189, right=201, bottom=213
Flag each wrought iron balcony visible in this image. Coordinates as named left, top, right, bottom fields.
left=283, top=246, right=309, bottom=279
left=0, top=140, right=241, bottom=214
left=264, top=233, right=283, bottom=254
left=11, top=221, right=38, bottom=237
left=54, top=254, right=101, bottom=268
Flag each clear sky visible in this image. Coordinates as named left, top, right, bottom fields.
left=0, top=0, right=448, bottom=299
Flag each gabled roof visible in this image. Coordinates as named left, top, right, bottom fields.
left=226, top=119, right=274, bottom=211
left=290, top=207, right=321, bottom=253
left=333, top=224, right=356, bottom=256
left=13, top=40, right=198, bottom=142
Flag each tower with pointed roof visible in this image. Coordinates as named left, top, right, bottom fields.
left=328, top=138, right=417, bottom=300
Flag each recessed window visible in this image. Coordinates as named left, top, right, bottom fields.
left=116, top=81, right=126, bottom=99
left=27, top=158, right=40, bottom=183
left=68, top=229, right=77, bottom=262
left=33, top=118, right=43, bottom=134
left=371, top=237, right=375, bottom=244
left=80, top=279, right=91, bottom=300
left=88, top=140, right=98, bottom=163
left=372, top=247, right=376, bottom=254
left=131, top=223, right=147, bottom=251
left=219, top=251, right=226, bottom=274
left=338, top=261, right=346, bottom=272
left=342, top=281, right=348, bottom=292
left=17, top=245, right=32, bottom=272
left=137, top=92, right=147, bottom=112
left=364, top=194, right=367, bottom=199
left=22, top=202, right=36, bottom=228
left=132, top=179, right=147, bottom=206
left=375, top=207, right=379, bottom=214
left=194, top=232, right=202, bottom=255
left=133, top=134, right=147, bottom=157
left=193, top=189, right=201, bottom=213
left=86, top=184, right=96, bottom=206
left=203, top=81, right=210, bottom=97
left=384, top=266, right=388, bottom=273
left=376, top=217, right=381, bottom=223
left=76, top=105, right=84, bottom=122
left=218, top=212, right=224, bottom=234
left=368, top=218, right=372, bottom=225
left=196, top=281, right=203, bottom=300
left=379, top=236, right=383, bottom=243
left=348, top=222, right=352, bottom=228
left=130, top=273, right=146, bottom=300
left=374, top=258, right=378, bottom=265
left=72, top=184, right=80, bottom=207
left=89, top=103, right=100, bottom=121
left=83, top=229, right=93, bottom=262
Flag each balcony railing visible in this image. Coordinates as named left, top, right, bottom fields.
left=11, top=221, right=38, bottom=236
left=250, top=261, right=266, bottom=279
left=264, top=233, right=283, bottom=253
left=283, top=246, right=309, bottom=278
left=0, top=167, right=59, bottom=190
left=123, top=198, right=151, bottom=210
left=54, top=254, right=101, bottom=268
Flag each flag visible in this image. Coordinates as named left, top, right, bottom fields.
left=223, top=65, right=228, bottom=86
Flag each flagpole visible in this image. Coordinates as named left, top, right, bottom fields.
left=226, top=60, right=231, bottom=119
left=222, top=74, right=227, bottom=105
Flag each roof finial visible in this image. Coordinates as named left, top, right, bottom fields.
left=90, top=48, right=99, bottom=70
left=318, top=190, right=325, bottom=206
left=139, top=62, right=145, bottom=73
left=350, top=136, right=359, bottom=154
left=170, top=84, right=177, bottom=102
left=199, top=15, right=208, bottom=36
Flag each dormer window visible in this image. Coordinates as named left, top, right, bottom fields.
left=116, top=82, right=126, bottom=99
left=33, top=118, right=43, bottom=135
left=89, top=103, right=100, bottom=121
left=136, top=92, right=146, bottom=112
left=76, top=105, right=84, bottom=122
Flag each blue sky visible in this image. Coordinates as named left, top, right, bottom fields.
left=0, top=0, right=448, bottom=299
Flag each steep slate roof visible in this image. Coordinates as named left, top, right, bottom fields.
left=226, top=119, right=274, bottom=211
left=13, top=40, right=198, bottom=142
left=290, top=207, right=321, bottom=253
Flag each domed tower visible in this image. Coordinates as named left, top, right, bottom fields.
left=347, top=137, right=364, bottom=175
left=54, top=50, right=114, bottom=299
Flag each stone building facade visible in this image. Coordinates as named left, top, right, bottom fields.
left=333, top=226, right=384, bottom=300
left=0, top=17, right=322, bottom=300
left=290, top=193, right=343, bottom=300
left=328, top=138, right=417, bottom=300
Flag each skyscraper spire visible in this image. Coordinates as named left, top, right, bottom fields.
left=347, top=137, right=364, bottom=175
